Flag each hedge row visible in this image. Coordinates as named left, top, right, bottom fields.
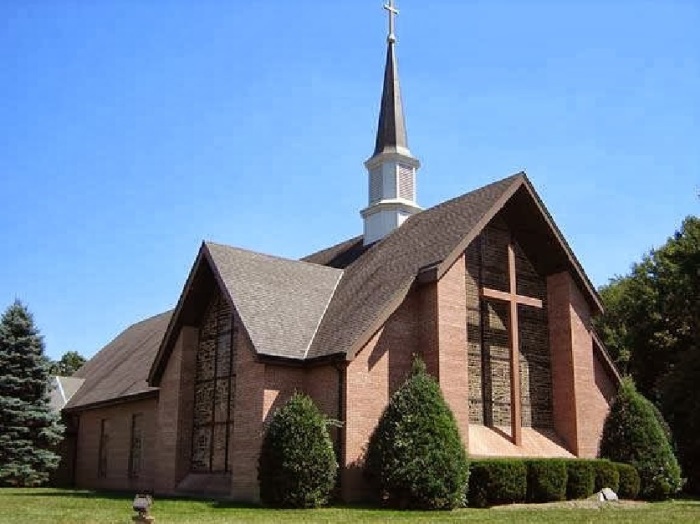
left=467, top=459, right=640, bottom=507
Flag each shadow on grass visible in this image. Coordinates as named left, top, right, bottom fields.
left=2, top=489, right=133, bottom=501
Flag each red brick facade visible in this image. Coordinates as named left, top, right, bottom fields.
left=547, top=271, right=615, bottom=457
left=73, top=397, right=158, bottom=492
left=67, top=221, right=618, bottom=501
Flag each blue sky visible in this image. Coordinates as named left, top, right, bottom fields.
left=1, top=1, right=698, bottom=361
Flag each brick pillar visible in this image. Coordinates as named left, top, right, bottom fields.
left=230, top=332, right=265, bottom=502
left=547, top=271, right=595, bottom=457
left=155, top=325, right=198, bottom=494
left=435, top=255, right=470, bottom=449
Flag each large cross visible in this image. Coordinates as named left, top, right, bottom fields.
left=384, top=0, right=399, bottom=43
left=480, top=237, right=543, bottom=446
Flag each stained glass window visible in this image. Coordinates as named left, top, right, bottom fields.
left=191, top=291, right=235, bottom=473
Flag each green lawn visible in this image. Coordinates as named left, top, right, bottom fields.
left=1, top=488, right=699, bottom=523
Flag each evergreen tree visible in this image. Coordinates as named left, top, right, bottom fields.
left=258, top=393, right=337, bottom=508
left=0, top=300, right=63, bottom=486
left=599, top=378, right=681, bottom=500
left=364, top=358, right=469, bottom=510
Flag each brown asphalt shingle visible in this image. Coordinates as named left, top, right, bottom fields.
left=306, top=174, right=522, bottom=359
left=67, top=174, right=523, bottom=408
left=205, top=242, right=343, bottom=359
left=65, top=311, right=172, bottom=410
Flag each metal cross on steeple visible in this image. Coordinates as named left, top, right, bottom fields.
left=384, top=0, right=399, bottom=43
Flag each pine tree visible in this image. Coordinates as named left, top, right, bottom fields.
left=0, top=300, right=63, bottom=486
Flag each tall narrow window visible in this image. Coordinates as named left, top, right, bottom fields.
left=191, top=291, right=235, bottom=473
left=97, top=419, right=109, bottom=478
left=129, top=413, right=144, bottom=478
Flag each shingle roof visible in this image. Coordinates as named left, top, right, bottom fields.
left=205, top=243, right=343, bottom=359
left=301, top=235, right=367, bottom=269
left=307, top=173, right=523, bottom=359
left=70, top=171, right=606, bottom=409
left=65, top=311, right=171, bottom=410
left=49, top=376, right=85, bottom=411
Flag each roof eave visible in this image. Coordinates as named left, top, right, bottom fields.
left=63, top=389, right=159, bottom=414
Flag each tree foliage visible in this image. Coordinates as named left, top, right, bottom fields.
left=258, top=393, right=337, bottom=508
left=599, top=378, right=681, bottom=500
left=595, top=216, right=699, bottom=492
left=49, top=351, right=86, bottom=376
left=0, top=300, right=63, bottom=486
left=364, top=358, right=469, bottom=510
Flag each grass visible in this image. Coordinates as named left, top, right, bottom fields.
left=0, top=488, right=699, bottom=523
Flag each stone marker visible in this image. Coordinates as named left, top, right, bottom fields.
left=601, top=487, right=618, bottom=501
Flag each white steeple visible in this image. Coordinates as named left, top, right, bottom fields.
left=361, top=0, right=421, bottom=246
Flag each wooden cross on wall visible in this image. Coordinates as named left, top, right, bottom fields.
left=480, top=236, right=543, bottom=446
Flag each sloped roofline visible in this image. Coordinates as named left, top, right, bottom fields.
left=149, top=242, right=344, bottom=384
left=344, top=173, right=603, bottom=360
left=148, top=243, right=221, bottom=386
left=437, top=174, right=603, bottom=312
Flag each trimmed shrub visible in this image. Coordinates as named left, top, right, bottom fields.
left=565, top=460, right=595, bottom=499
left=258, top=393, right=337, bottom=508
left=615, top=462, right=641, bottom=500
left=364, top=358, right=469, bottom=510
left=592, top=459, right=620, bottom=493
left=599, top=378, right=681, bottom=500
left=525, top=459, right=567, bottom=503
left=467, top=459, right=527, bottom=507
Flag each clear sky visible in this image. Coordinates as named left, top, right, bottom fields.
left=1, top=1, right=698, bottom=361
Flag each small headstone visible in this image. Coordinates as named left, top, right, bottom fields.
left=601, top=487, right=618, bottom=501
left=597, top=491, right=605, bottom=502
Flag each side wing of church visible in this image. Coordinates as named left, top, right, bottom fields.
left=60, top=3, right=620, bottom=503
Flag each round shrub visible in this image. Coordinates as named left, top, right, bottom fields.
left=364, top=358, right=469, bottom=510
left=599, top=378, right=681, bottom=500
left=565, top=460, right=595, bottom=499
left=615, top=462, right=641, bottom=499
left=468, top=459, right=527, bottom=507
left=525, top=459, right=567, bottom=503
left=258, top=393, right=337, bottom=508
left=592, top=459, right=620, bottom=493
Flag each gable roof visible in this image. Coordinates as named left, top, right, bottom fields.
left=68, top=172, right=606, bottom=409
left=149, top=242, right=343, bottom=384
left=307, top=173, right=524, bottom=359
left=49, top=376, right=85, bottom=412
left=205, top=242, right=343, bottom=359
left=65, top=311, right=171, bottom=411
left=308, top=172, right=602, bottom=359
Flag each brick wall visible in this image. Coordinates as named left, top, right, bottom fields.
left=432, top=254, right=470, bottom=448
left=155, top=325, right=197, bottom=494
left=74, top=397, right=157, bottom=492
left=342, top=294, right=418, bottom=502
left=547, top=270, right=614, bottom=457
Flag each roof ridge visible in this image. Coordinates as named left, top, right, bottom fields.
left=415, top=172, right=524, bottom=217
left=205, top=241, right=343, bottom=272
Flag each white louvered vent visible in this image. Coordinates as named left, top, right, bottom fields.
left=398, top=164, right=414, bottom=201
left=369, top=167, right=383, bottom=204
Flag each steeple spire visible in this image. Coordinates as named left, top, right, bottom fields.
left=373, top=38, right=409, bottom=156
left=361, top=1, right=421, bottom=246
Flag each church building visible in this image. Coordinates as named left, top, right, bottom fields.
left=61, top=2, right=620, bottom=502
